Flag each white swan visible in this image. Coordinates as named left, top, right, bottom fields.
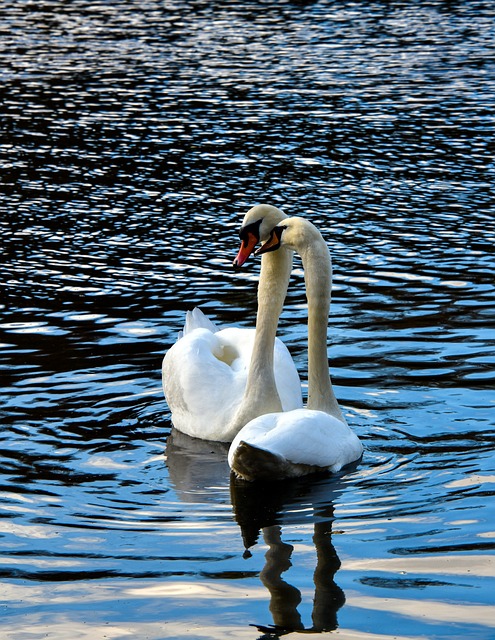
left=162, top=205, right=303, bottom=442
left=228, top=217, right=363, bottom=480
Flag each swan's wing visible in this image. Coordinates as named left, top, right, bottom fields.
left=283, top=412, right=363, bottom=471
left=184, top=307, right=219, bottom=335
left=164, top=308, right=302, bottom=441
left=178, top=307, right=219, bottom=340
left=163, top=326, right=256, bottom=441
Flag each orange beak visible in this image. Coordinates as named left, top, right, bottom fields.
left=233, top=232, right=259, bottom=268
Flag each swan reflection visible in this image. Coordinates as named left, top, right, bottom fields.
left=166, top=427, right=230, bottom=502
left=231, top=476, right=346, bottom=635
left=166, top=429, right=349, bottom=635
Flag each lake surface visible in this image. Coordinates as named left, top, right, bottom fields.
left=1, top=1, right=494, bottom=638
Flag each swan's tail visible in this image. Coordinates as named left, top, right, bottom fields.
left=178, top=307, right=218, bottom=340
left=230, top=441, right=308, bottom=482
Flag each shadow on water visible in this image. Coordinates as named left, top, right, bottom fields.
left=167, top=427, right=354, bottom=635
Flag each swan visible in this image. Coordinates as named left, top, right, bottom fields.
left=162, top=204, right=303, bottom=442
left=228, top=217, right=363, bottom=480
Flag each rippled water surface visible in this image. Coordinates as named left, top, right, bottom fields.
left=1, top=1, right=495, bottom=638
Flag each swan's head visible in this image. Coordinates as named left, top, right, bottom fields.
left=233, top=204, right=288, bottom=268
left=255, top=216, right=320, bottom=255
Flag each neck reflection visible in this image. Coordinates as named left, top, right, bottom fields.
left=230, top=475, right=346, bottom=635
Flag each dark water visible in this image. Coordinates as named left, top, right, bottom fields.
left=1, top=1, right=495, bottom=638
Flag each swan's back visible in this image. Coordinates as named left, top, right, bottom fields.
left=228, top=409, right=363, bottom=480
left=162, top=326, right=255, bottom=441
left=163, top=316, right=302, bottom=442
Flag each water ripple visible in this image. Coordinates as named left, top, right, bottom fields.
left=1, top=1, right=495, bottom=637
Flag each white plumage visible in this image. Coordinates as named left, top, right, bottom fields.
left=228, top=409, right=362, bottom=479
left=162, top=309, right=302, bottom=442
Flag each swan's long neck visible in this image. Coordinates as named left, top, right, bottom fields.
left=299, top=232, right=346, bottom=423
left=229, top=247, right=293, bottom=431
left=251, top=248, right=293, bottom=392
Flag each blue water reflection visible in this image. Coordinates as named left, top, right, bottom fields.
left=1, top=0, right=495, bottom=638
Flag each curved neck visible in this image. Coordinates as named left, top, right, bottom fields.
left=252, top=247, right=293, bottom=379
left=299, top=235, right=346, bottom=423
left=229, top=248, right=293, bottom=430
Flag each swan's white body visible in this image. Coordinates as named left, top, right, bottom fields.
left=228, top=217, right=363, bottom=480
left=229, top=409, right=362, bottom=476
left=163, top=310, right=302, bottom=442
left=162, top=205, right=303, bottom=443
